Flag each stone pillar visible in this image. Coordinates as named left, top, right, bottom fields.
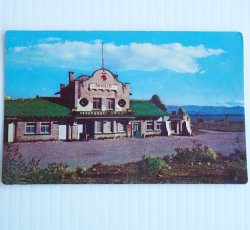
left=67, top=124, right=72, bottom=140
left=36, top=121, right=40, bottom=134
left=71, top=123, right=78, bottom=140
left=176, top=122, right=180, bottom=134
left=130, top=121, right=134, bottom=138
left=179, top=121, right=183, bottom=134
left=113, top=120, right=117, bottom=133
left=141, top=121, right=146, bottom=138
left=154, top=120, right=158, bottom=131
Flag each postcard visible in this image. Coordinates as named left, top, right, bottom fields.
left=2, top=31, right=247, bottom=184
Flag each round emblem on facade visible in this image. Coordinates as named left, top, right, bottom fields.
left=79, top=98, right=89, bottom=107
left=118, top=99, right=126, bottom=107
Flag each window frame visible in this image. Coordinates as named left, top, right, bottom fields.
left=40, top=122, right=51, bottom=134
left=106, top=98, right=115, bottom=110
left=93, top=97, right=102, bottom=110
left=95, top=121, right=103, bottom=133
left=117, top=122, right=126, bottom=133
left=103, top=120, right=113, bottom=133
left=146, top=121, right=154, bottom=131
left=25, top=122, right=36, bottom=134
left=156, top=122, right=162, bottom=130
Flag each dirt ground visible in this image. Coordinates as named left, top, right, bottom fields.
left=5, top=130, right=246, bottom=169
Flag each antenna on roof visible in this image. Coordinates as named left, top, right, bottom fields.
left=101, top=41, right=104, bottom=69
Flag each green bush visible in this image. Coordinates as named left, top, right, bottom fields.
left=2, top=146, right=26, bottom=184
left=227, top=158, right=247, bottom=183
left=2, top=145, right=71, bottom=184
left=75, top=165, right=86, bottom=177
left=2, top=145, right=41, bottom=184
left=227, top=149, right=247, bottom=183
left=35, top=163, right=69, bottom=183
left=174, top=145, right=217, bottom=164
left=141, top=156, right=166, bottom=174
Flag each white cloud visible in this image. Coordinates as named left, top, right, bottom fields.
left=218, top=99, right=244, bottom=107
left=39, top=37, right=62, bottom=43
left=7, top=40, right=224, bottom=74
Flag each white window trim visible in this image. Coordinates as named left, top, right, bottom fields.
left=146, top=121, right=154, bottom=131
left=117, top=122, right=126, bottom=133
left=106, top=98, right=115, bottom=110
left=40, top=122, right=51, bottom=134
left=95, top=121, right=103, bottom=133
left=103, top=121, right=113, bottom=133
left=25, top=122, right=36, bottom=134
left=156, top=122, right=162, bottom=130
left=93, top=98, right=102, bottom=110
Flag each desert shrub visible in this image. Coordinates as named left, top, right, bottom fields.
left=227, top=158, right=247, bottom=183
left=3, top=145, right=73, bottom=183
left=227, top=147, right=247, bottom=183
left=194, top=146, right=217, bottom=163
left=75, top=165, right=86, bottom=177
left=174, top=147, right=196, bottom=163
left=36, top=163, right=69, bottom=183
left=2, top=145, right=27, bottom=184
left=141, top=156, right=166, bottom=174
left=2, top=145, right=41, bottom=184
left=232, top=137, right=247, bottom=161
left=174, top=145, right=217, bottom=164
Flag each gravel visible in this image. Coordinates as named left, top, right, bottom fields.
left=6, top=131, right=246, bottom=168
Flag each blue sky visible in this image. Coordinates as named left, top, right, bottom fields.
left=5, top=31, right=244, bottom=106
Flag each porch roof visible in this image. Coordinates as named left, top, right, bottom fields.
left=4, top=98, right=71, bottom=118
left=130, top=100, right=169, bottom=117
left=4, top=98, right=169, bottom=118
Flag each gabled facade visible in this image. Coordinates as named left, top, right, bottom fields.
left=4, top=68, right=191, bottom=143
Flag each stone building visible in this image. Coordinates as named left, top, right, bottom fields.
left=169, top=108, right=192, bottom=135
left=4, top=68, right=191, bottom=143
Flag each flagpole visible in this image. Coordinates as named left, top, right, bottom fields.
left=102, top=42, right=104, bottom=69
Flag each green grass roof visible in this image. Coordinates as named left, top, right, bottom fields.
left=5, top=98, right=71, bottom=117
left=5, top=98, right=169, bottom=118
left=130, top=100, right=169, bottom=117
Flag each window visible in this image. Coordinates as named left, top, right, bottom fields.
left=103, top=121, right=113, bottom=133
left=146, top=121, right=154, bottom=131
left=107, top=98, right=115, bottom=110
left=95, top=121, right=103, bottom=133
left=156, top=122, right=162, bottom=130
left=25, top=122, right=36, bottom=134
left=93, top=98, right=102, bottom=110
left=117, top=122, right=125, bottom=132
left=41, top=122, right=51, bottom=134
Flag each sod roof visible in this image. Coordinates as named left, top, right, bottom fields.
left=130, top=100, right=169, bottom=117
left=4, top=98, right=71, bottom=117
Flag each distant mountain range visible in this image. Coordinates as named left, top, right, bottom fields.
left=167, top=105, right=245, bottom=116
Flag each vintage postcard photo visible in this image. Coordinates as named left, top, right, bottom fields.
left=2, top=31, right=247, bottom=184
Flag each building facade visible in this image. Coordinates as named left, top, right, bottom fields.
left=4, top=68, right=192, bottom=143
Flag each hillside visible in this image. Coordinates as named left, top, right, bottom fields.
left=167, top=105, right=244, bottom=116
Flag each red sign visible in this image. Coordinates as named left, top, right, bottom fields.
left=101, top=75, right=107, bottom=81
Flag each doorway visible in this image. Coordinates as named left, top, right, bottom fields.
left=133, top=122, right=141, bottom=138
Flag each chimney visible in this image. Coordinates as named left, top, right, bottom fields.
left=60, top=84, right=65, bottom=90
left=69, top=71, right=74, bottom=83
